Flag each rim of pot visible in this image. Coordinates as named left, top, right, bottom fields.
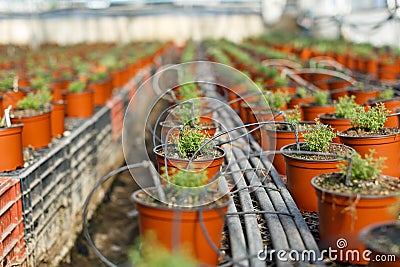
left=337, top=130, right=400, bottom=139
left=0, top=123, right=24, bottom=130
left=280, top=142, right=353, bottom=162
left=311, top=173, right=400, bottom=198
left=132, top=187, right=231, bottom=211
left=359, top=221, right=400, bottom=258
left=153, top=144, right=226, bottom=162
left=265, top=121, right=316, bottom=132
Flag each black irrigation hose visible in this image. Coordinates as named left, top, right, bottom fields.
left=82, top=162, right=151, bottom=267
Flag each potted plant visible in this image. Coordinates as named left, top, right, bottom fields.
left=63, top=80, right=94, bottom=118
left=87, top=71, right=112, bottom=106
left=369, top=87, right=400, bottom=128
left=300, top=90, right=335, bottom=121
left=311, top=150, right=400, bottom=265
left=153, top=126, right=225, bottom=181
left=10, top=90, right=52, bottom=149
left=338, top=103, right=400, bottom=177
left=319, top=95, right=359, bottom=143
left=281, top=120, right=352, bottom=211
left=30, top=74, right=65, bottom=137
left=0, top=72, right=26, bottom=109
left=360, top=200, right=400, bottom=267
left=132, top=169, right=230, bottom=266
left=0, top=112, right=24, bottom=172
left=263, top=106, right=314, bottom=175
left=287, top=87, right=315, bottom=110
left=347, top=82, right=380, bottom=105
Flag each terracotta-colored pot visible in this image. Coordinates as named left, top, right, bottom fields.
left=360, top=222, right=400, bottom=267
left=226, top=85, right=247, bottom=112
left=369, top=98, right=400, bottom=128
left=319, top=114, right=352, bottom=143
left=63, top=90, right=94, bottom=118
left=154, top=145, right=225, bottom=182
left=378, top=61, right=399, bottom=81
left=301, top=103, right=335, bottom=121
left=312, top=175, right=400, bottom=265
left=265, top=126, right=307, bottom=175
left=328, top=79, right=351, bottom=100
left=50, top=102, right=65, bottom=138
left=111, top=69, right=124, bottom=89
left=11, top=111, right=52, bottom=149
left=132, top=189, right=229, bottom=266
left=1, top=90, right=26, bottom=109
left=348, top=89, right=380, bottom=105
left=51, top=79, right=71, bottom=102
left=338, top=131, right=400, bottom=178
left=87, top=78, right=111, bottom=106
left=281, top=143, right=350, bottom=212
left=0, top=125, right=24, bottom=172
left=287, top=96, right=315, bottom=110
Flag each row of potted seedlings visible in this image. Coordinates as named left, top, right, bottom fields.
left=130, top=43, right=230, bottom=266
left=205, top=39, right=400, bottom=265
left=0, top=42, right=168, bottom=173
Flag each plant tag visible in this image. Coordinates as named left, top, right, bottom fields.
left=13, top=76, right=18, bottom=91
left=4, top=105, right=12, bottom=127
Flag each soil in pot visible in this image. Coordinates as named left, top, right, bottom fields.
left=312, top=173, right=400, bottom=265
left=281, top=142, right=352, bottom=212
left=0, top=125, right=24, bottom=172
left=338, top=128, right=400, bottom=177
left=360, top=222, right=400, bottom=267
left=11, top=108, right=52, bottom=149
left=132, top=188, right=230, bottom=266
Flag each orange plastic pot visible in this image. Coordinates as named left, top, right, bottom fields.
left=50, top=102, right=65, bottom=138
left=287, top=96, right=315, bottom=110
left=63, top=90, right=94, bottom=118
left=338, top=132, right=400, bottom=178
left=348, top=89, right=380, bottom=105
left=370, top=98, right=400, bottom=128
left=378, top=61, right=399, bottom=81
left=51, top=79, right=71, bottom=102
left=0, top=125, right=24, bottom=172
left=265, top=128, right=306, bottom=175
left=312, top=176, right=400, bottom=265
left=226, top=85, right=247, bottom=112
left=281, top=143, right=349, bottom=212
left=1, top=90, right=26, bottom=109
left=11, top=111, right=51, bottom=149
left=301, top=104, right=335, bottom=121
left=87, top=79, right=111, bottom=106
left=132, top=189, right=229, bottom=266
left=319, top=114, right=352, bottom=143
left=154, top=145, right=225, bottom=182
left=360, top=222, right=400, bottom=267
left=0, top=95, right=3, bottom=117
